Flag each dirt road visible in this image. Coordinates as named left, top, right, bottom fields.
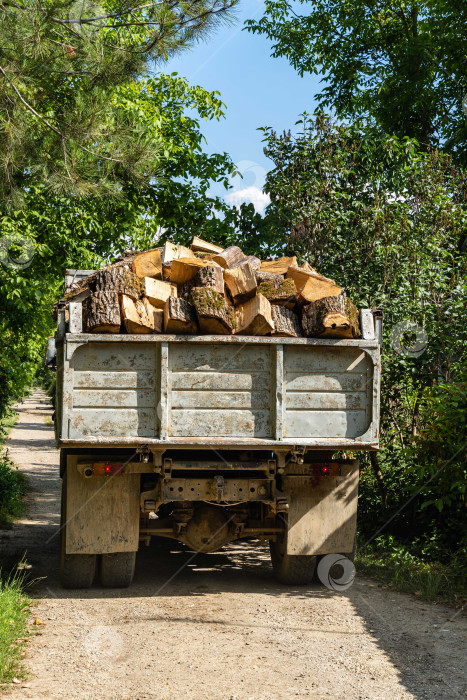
left=2, top=392, right=466, bottom=700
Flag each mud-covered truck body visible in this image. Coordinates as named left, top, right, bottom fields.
left=53, top=291, right=381, bottom=588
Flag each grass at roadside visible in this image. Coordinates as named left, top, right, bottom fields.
left=0, top=450, right=27, bottom=529
left=356, top=544, right=466, bottom=606
left=0, top=567, right=30, bottom=687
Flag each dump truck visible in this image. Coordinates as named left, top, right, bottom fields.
left=49, top=270, right=382, bottom=588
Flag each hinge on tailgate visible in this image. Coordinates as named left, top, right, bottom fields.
left=290, top=446, right=306, bottom=465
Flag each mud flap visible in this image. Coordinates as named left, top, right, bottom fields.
left=284, top=462, right=359, bottom=556
left=65, top=456, right=140, bottom=554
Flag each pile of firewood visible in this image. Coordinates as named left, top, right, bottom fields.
left=59, top=236, right=361, bottom=338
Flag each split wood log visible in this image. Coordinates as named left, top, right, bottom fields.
left=212, top=245, right=246, bottom=269
left=190, top=236, right=224, bottom=254
left=170, top=257, right=211, bottom=284
left=302, top=296, right=360, bottom=338
left=271, top=305, right=301, bottom=337
left=286, top=265, right=342, bottom=304
left=235, top=294, right=274, bottom=336
left=120, top=295, right=163, bottom=334
left=131, top=248, right=162, bottom=279
left=160, top=241, right=195, bottom=265
left=83, top=290, right=121, bottom=333
left=191, top=287, right=235, bottom=334
left=164, top=297, right=198, bottom=334
left=260, top=256, right=297, bottom=275
left=193, top=264, right=224, bottom=294
left=143, top=278, right=174, bottom=308
left=224, top=261, right=257, bottom=304
left=257, top=278, right=297, bottom=308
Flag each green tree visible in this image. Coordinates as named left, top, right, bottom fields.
left=261, top=114, right=467, bottom=557
left=246, top=1, right=467, bottom=160
left=0, top=0, right=236, bottom=200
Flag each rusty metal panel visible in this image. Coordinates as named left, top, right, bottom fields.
left=285, top=463, right=359, bottom=555
left=167, top=343, right=273, bottom=438
left=66, top=341, right=159, bottom=439
left=284, top=346, right=374, bottom=439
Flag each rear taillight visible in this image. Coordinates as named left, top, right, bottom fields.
left=93, top=462, right=125, bottom=477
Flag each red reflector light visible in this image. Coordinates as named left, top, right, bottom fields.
left=322, top=466, right=329, bottom=475
left=93, top=462, right=125, bottom=477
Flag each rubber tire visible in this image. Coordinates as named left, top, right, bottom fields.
left=269, top=519, right=317, bottom=585
left=59, top=476, right=96, bottom=589
left=100, top=551, right=136, bottom=588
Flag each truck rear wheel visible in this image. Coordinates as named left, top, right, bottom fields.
left=60, top=476, right=96, bottom=589
left=100, top=551, right=136, bottom=588
left=269, top=519, right=317, bottom=585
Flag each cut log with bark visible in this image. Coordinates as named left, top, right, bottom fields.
left=255, top=271, right=284, bottom=286
left=143, top=278, right=174, bottom=308
left=260, top=256, right=297, bottom=275
left=191, top=288, right=235, bottom=334
left=212, top=245, right=246, bottom=269
left=131, top=248, right=162, bottom=279
left=224, top=261, right=257, bottom=304
left=302, top=296, right=361, bottom=338
left=94, top=264, right=144, bottom=301
left=83, top=290, right=121, bottom=333
left=193, top=265, right=224, bottom=294
left=170, top=257, right=211, bottom=285
left=120, top=295, right=163, bottom=334
left=190, top=236, right=224, bottom=254
left=286, top=265, right=342, bottom=304
left=271, top=305, right=301, bottom=337
left=164, top=297, right=198, bottom=334
left=234, top=255, right=261, bottom=271
left=235, top=293, right=274, bottom=336
left=257, top=278, right=297, bottom=308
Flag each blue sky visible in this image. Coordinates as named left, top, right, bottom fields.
left=166, top=0, right=323, bottom=211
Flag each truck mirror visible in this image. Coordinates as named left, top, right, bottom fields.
left=45, top=336, right=57, bottom=369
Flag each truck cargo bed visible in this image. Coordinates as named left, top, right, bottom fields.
left=56, top=334, right=380, bottom=450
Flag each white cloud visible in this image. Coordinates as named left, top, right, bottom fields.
left=225, top=186, right=270, bottom=213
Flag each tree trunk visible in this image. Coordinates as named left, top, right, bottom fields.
left=163, top=297, right=198, bottom=334
left=191, top=288, right=235, bottom=334
left=271, top=305, right=301, bottom=337
left=84, top=290, right=121, bottom=333
left=302, top=296, right=360, bottom=338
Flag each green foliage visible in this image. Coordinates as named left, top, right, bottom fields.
left=246, top=0, right=467, bottom=160
left=0, top=567, right=30, bottom=687
left=262, top=115, right=467, bottom=559
left=0, top=450, right=27, bottom=529
left=0, top=0, right=237, bottom=200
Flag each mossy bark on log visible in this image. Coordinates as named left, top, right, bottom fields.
left=212, top=245, right=246, bottom=269
left=271, top=305, right=301, bottom=337
left=255, top=271, right=284, bottom=287
left=191, top=287, right=235, bottom=334
left=302, top=296, right=361, bottom=338
left=235, top=294, right=274, bottom=336
left=84, top=290, right=121, bottom=333
left=257, top=278, right=297, bottom=308
left=163, top=297, right=198, bottom=334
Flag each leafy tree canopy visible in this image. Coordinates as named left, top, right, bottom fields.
left=0, top=0, right=237, bottom=200
left=246, top=1, right=467, bottom=160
